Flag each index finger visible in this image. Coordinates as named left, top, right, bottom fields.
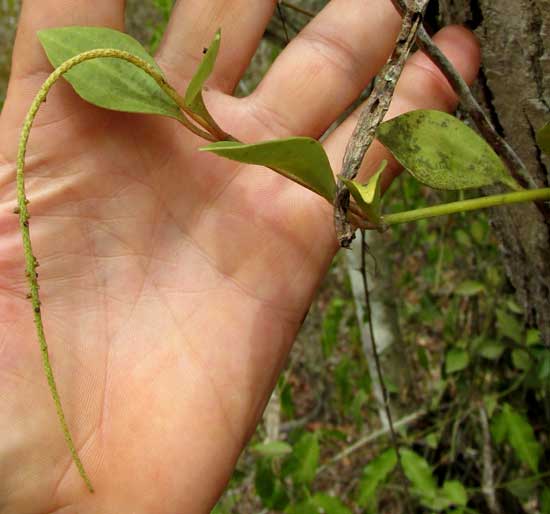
left=0, top=0, right=126, bottom=133
left=9, top=0, right=126, bottom=83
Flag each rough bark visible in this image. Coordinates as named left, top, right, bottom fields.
left=437, top=0, right=550, bottom=345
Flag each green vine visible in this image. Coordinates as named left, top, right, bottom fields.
left=15, top=47, right=215, bottom=494
left=381, top=188, right=550, bottom=227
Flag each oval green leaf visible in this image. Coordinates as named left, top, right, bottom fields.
left=200, top=138, right=337, bottom=201
left=341, top=160, right=386, bottom=223
left=477, top=340, right=505, bottom=360
left=440, top=480, right=468, bottom=507
left=184, top=29, right=221, bottom=120
left=445, top=348, right=470, bottom=374
left=376, top=110, right=518, bottom=190
left=454, top=280, right=485, bottom=297
left=311, top=493, right=353, bottom=514
left=356, top=448, right=397, bottom=507
left=512, top=349, right=532, bottom=371
left=401, top=449, right=438, bottom=501
left=536, top=121, right=550, bottom=157
left=38, top=26, right=183, bottom=120
left=282, top=432, right=320, bottom=485
left=251, top=441, right=293, bottom=458
left=501, top=403, right=542, bottom=472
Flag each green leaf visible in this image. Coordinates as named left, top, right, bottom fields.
left=511, top=349, right=532, bottom=371
left=501, top=403, right=542, bottom=472
left=470, top=219, right=487, bottom=244
left=526, top=328, right=541, bottom=346
left=477, top=340, right=505, bottom=360
left=536, top=121, right=550, bottom=157
left=341, top=161, right=386, bottom=223
left=279, top=378, right=295, bottom=418
left=445, top=348, right=469, bottom=374
left=184, top=29, right=221, bottom=121
left=427, top=485, right=467, bottom=511
left=506, top=299, right=524, bottom=315
left=425, top=433, right=439, bottom=450
left=285, top=501, right=319, bottom=514
left=350, top=389, right=369, bottom=430
left=251, top=441, right=293, bottom=458
left=37, top=26, right=183, bottom=121
left=454, top=280, right=485, bottom=297
left=440, top=480, right=468, bottom=506
left=401, top=449, right=438, bottom=502
left=537, top=351, right=550, bottom=382
left=311, top=494, right=352, bottom=514
left=201, top=138, right=336, bottom=201
left=490, top=410, right=508, bottom=444
left=255, top=459, right=289, bottom=510
left=255, top=458, right=275, bottom=504
left=334, top=358, right=353, bottom=408
left=282, top=432, right=320, bottom=484
left=285, top=496, right=352, bottom=514
left=417, top=347, right=430, bottom=370
left=506, top=476, right=538, bottom=502
left=321, top=298, right=345, bottom=358
left=541, top=487, right=550, bottom=514
left=356, top=449, right=397, bottom=507
left=376, top=110, right=518, bottom=190
left=483, top=394, right=498, bottom=417
left=455, top=229, right=472, bottom=247
left=496, top=309, right=523, bottom=344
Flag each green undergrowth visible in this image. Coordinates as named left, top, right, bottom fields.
left=212, top=175, right=549, bottom=514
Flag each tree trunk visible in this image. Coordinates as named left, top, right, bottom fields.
left=436, top=0, right=550, bottom=345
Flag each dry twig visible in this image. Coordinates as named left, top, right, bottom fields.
left=479, top=405, right=503, bottom=514
left=334, top=0, right=430, bottom=246
left=318, top=409, right=426, bottom=473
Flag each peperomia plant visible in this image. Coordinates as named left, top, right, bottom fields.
left=14, top=25, right=550, bottom=493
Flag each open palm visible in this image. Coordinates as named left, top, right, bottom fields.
left=0, top=1, right=479, bottom=513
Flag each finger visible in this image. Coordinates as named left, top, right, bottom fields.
left=0, top=1, right=126, bottom=141
left=243, top=0, right=402, bottom=139
left=9, top=0, right=126, bottom=82
left=324, top=25, right=481, bottom=188
left=155, top=0, right=276, bottom=93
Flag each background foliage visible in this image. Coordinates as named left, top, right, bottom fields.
left=0, top=1, right=548, bottom=512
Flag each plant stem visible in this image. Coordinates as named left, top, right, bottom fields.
left=359, top=231, right=413, bottom=513
left=381, top=188, right=550, bottom=227
left=334, top=0, right=429, bottom=246
left=479, top=405, right=503, bottom=514
left=16, top=47, right=217, bottom=494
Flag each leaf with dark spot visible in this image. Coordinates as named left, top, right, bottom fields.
left=377, top=110, right=519, bottom=190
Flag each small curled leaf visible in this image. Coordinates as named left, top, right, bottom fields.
left=341, top=161, right=386, bottom=223
left=376, top=110, right=519, bottom=191
left=251, top=441, right=293, bottom=458
left=38, top=26, right=183, bottom=120
left=184, top=29, right=221, bottom=122
left=201, top=137, right=336, bottom=201
left=496, top=403, right=542, bottom=472
left=356, top=448, right=397, bottom=507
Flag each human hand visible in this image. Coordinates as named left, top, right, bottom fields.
left=0, top=1, right=479, bottom=512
